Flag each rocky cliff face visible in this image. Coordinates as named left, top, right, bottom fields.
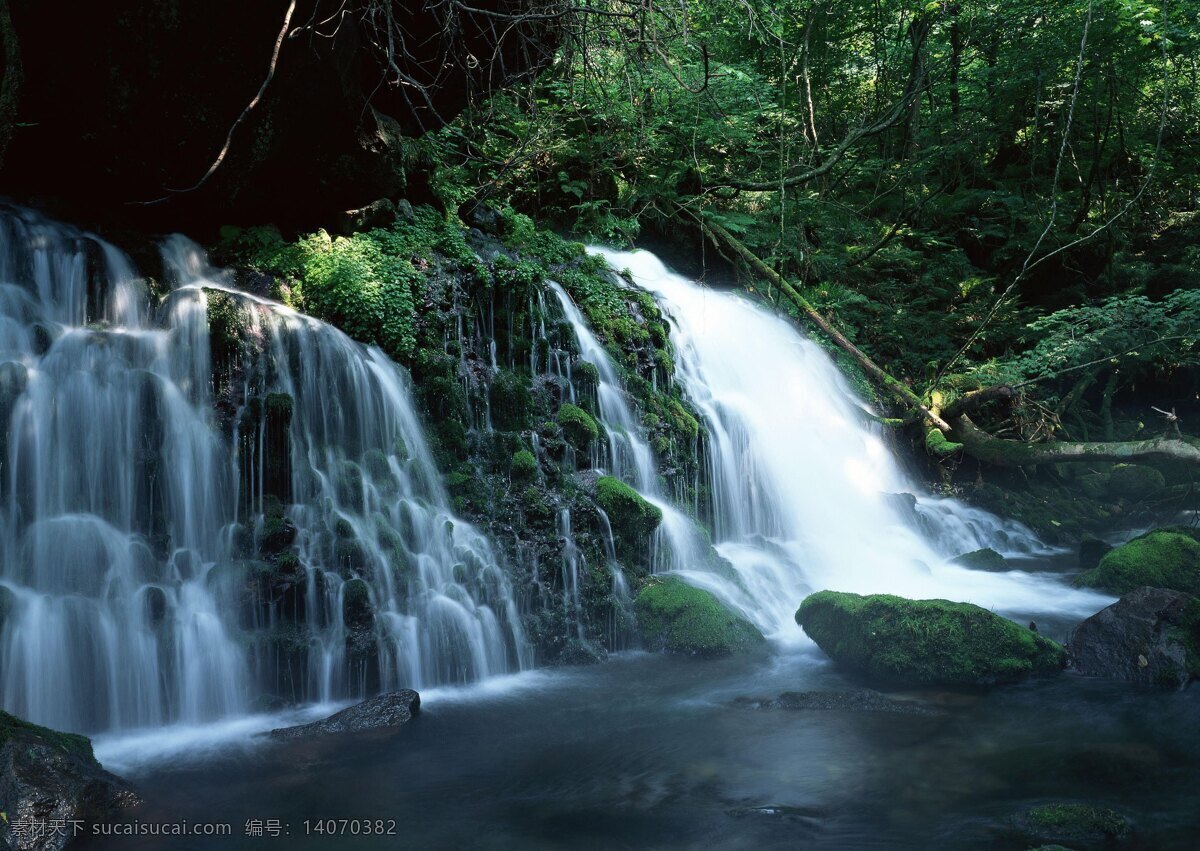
left=0, top=0, right=556, bottom=229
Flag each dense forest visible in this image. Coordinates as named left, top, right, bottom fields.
left=1, top=2, right=1200, bottom=849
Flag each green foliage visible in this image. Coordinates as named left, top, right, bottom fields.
left=795, top=590, right=1067, bottom=686
left=635, top=577, right=764, bottom=657
left=1076, top=530, right=1200, bottom=594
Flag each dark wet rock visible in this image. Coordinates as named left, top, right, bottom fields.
left=1079, top=535, right=1114, bottom=570
left=268, top=690, right=420, bottom=741
left=882, top=492, right=920, bottom=525
left=1068, top=586, right=1199, bottom=688
left=950, top=547, right=1008, bottom=572
left=0, top=711, right=140, bottom=851
left=730, top=689, right=945, bottom=716
left=257, top=514, right=298, bottom=557
left=796, top=591, right=1066, bottom=687
left=1015, top=802, right=1129, bottom=845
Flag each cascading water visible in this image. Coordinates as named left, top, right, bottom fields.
left=547, top=282, right=708, bottom=574
left=589, top=247, right=1110, bottom=639
left=0, top=207, right=527, bottom=734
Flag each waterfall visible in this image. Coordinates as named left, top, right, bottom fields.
left=589, top=247, right=1109, bottom=639
left=0, top=207, right=527, bottom=734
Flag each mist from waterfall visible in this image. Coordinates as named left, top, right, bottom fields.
left=589, top=247, right=1111, bottom=640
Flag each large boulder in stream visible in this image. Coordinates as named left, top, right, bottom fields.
left=1076, top=529, right=1200, bottom=595
left=1068, top=587, right=1200, bottom=688
left=635, top=577, right=764, bottom=657
left=268, top=690, right=420, bottom=741
left=0, top=711, right=140, bottom=851
left=796, top=591, right=1066, bottom=687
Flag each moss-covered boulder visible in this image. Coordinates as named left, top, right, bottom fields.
left=595, top=476, right=662, bottom=565
left=1106, top=463, right=1166, bottom=501
left=1076, top=530, right=1200, bottom=595
left=556, top=402, right=599, bottom=451
left=510, top=449, right=538, bottom=481
left=795, top=591, right=1067, bottom=687
left=949, top=547, right=1007, bottom=571
left=1019, top=803, right=1129, bottom=845
left=635, top=577, right=764, bottom=657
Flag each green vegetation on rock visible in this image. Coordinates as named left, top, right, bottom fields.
left=556, top=402, right=599, bottom=450
left=796, top=590, right=1066, bottom=687
left=594, top=476, right=662, bottom=565
left=1077, top=530, right=1200, bottom=595
left=1025, top=803, right=1128, bottom=841
left=510, top=449, right=538, bottom=480
left=0, top=710, right=96, bottom=764
left=635, top=577, right=763, bottom=657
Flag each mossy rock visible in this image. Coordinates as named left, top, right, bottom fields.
left=1106, top=463, right=1166, bottom=501
left=1021, top=803, right=1129, bottom=843
left=950, top=547, right=1007, bottom=572
left=795, top=591, right=1066, bottom=687
left=0, top=710, right=97, bottom=765
left=490, top=370, right=532, bottom=432
left=556, top=402, right=599, bottom=451
left=511, top=449, right=538, bottom=480
left=1076, top=530, right=1200, bottom=595
left=595, top=476, right=662, bottom=565
left=635, top=577, right=764, bottom=657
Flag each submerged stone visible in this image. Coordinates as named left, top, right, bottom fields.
left=1068, top=586, right=1199, bottom=688
left=1018, top=803, right=1129, bottom=844
left=268, top=690, right=420, bottom=741
left=1076, top=530, right=1200, bottom=595
left=796, top=591, right=1066, bottom=687
left=635, top=577, right=764, bottom=657
left=730, top=689, right=944, bottom=716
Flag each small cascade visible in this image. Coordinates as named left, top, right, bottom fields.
left=0, top=207, right=528, bottom=734
left=547, top=282, right=709, bottom=574
left=590, top=247, right=1109, bottom=639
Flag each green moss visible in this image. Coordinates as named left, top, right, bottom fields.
left=1168, top=596, right=1200, bottom=675
left=0, top=710, right=97, bottom=764
left=490, top=370, right=532, bottom=431
left=1026, top=803, right=1128, bottom=839
left=556, top=402, right=599, bottom=450
left=635, top=577, right=764, bottom=657
left=795, top=590, right=1066, bottom=686
left=1076, top=530, right=1200, bottom=595
left=511, top=449, right=538, bottom=480
left=595, top=476, right=662, bottom=566
left=950, top=548, right=1007, bottom=572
